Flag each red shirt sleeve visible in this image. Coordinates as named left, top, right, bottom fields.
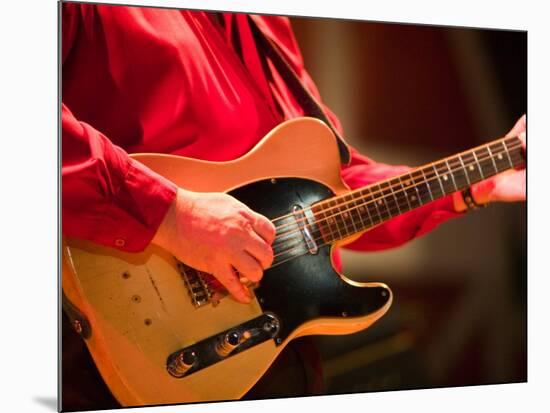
left=62, top=4, right=177, bottom=252
left=260, top=16, right=463, bottom=252
left=62, top=103, right=177, bottom=252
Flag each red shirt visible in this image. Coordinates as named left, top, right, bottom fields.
left=61, top=3, right=459, bottom=258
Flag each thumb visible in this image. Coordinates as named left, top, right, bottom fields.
left=505, top=114, right=526, bottom=138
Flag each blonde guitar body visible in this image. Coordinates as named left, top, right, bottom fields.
left=62, top=117, right=393, bottom=407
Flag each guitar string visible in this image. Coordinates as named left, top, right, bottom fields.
left=191, top=139, right=525, bottom=293
left=270, top=144, right=521, bottom=245
left=269, top=148, right=526, bottom=265
left=269, top=136, right=522, bottom=240
left=271, top=143, right=525, bottom=260
left=268, top=145, right=524, bottom=269
left=266, top=135, right=521, bottom=233
left=270, top=137, right=522, bottom=238
left=269, top=141, right=524, bottom=253
left=269, top=148, right=525, bottom=260
left=182, top=140, right=524, bottom=293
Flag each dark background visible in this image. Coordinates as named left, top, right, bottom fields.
left=290, top=16, right=526, bottom=393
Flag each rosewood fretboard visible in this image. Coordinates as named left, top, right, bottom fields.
left=311, top=135, right=525, bottom=244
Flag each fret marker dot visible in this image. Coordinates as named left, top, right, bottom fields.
left=405, top=180, right=411, bottom=186
left=343, top=212, right=349, bottom=219
left=443, top=175, right=448, bottom=181
left=498, top=153, right=503, bottom=160
left=377, top=200, right=383, bottom=205
left=469, top=165, right=475, bottom=171
left=411, top=196, right=417, bottom=201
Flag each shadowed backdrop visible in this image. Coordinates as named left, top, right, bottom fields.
left=290, top=16, right=526, bottom=393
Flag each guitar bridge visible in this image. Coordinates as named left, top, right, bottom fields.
left=177, top=261, right=215, bottom=308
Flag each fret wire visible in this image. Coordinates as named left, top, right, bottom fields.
left=399, top=175, right=413, bottom=211
left=381, top=189, right=394, bottom=218
left=387, top=179, right=402, bottom=214
left=329, top=200, right=343, bottom=241
left=505, top=138, right=525, bottom=166
left=310, top=207, right=323, bottom=241
left=359, top=194, right=375, bottom=227
left=342, top=203, right=355, bottom=238
left=328, top=200, right=343, bottom=239
left=319, top=207, right=333, bottom=243
left=339, top=200, right=352, bottom=238
left=370, top=185, right=384, bottom=222
left=471, top=150, right=485, bottom=180
left=436, top=161, right=454, bottom=194
left=328, top=156, right=478, bottom=237
left=345, top=194, right=359, bottom=234
left=465, top=152, right=481, bottom=182
left=489, top=142, right=511, bottom=173
left=337, top=195, right=349, bottom=237
left=297, top=142, right=525, bottom=249
left=336, top=199, right=353, bottom=238
left=400, top=144, right=513, bottom=213
left=476, top=147, right=495, bottom=179
left=444, top=158, right=458, bottom=191
left=314, top=205, right=332, bottom=240
left=359, top=200, right=368, bottom=227
left=369, top=197, right=381, bottom=225
left=276, top=142, right=521, bottom=251
left=281, top=137, right=518, bottom=237
left=302, top=141, right=523, bottom=244
left=326, top=214, right=339, bottom=243
left=447, top=157, right=465, bottom=189
left=458, top=154, right=471, bottom=185
left=377, top=184, right=389, bottom=219
left=485, top=145, right=499, bottom=174
left=501, top=140, right=514, bottom=168
left=410, top=171, right=423, bottom=206
left=381, top=183, right=395, bottom=218
left=350, top=194, right=366, bottom=230
left=270, top=148, right=523, bottom=255
left=432, top=164, right=445, bottom=195
left=420, top=168, right=434, bottom=201
left=324, top=207, right=335, bottom=243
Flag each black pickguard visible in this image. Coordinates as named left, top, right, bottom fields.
left=228, top=178, right=391, bottom=342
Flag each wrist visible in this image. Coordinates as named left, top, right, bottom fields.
left=152, top=187, right=195, bottom=249
left=454, top=185, right=489, bottom=212
left=452, top=191, right=468, bottom=212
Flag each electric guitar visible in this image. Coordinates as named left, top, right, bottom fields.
left=62, top=117, right=525, bottom=406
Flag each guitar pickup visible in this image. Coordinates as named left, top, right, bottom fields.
left=293, top=205, right=319, bottom=254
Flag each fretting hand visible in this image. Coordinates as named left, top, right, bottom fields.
left=454, top=114, right=526, bottom=210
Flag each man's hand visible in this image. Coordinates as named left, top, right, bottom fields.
left=454, top=114, right=526, bottom=211
left=152, top=188, right=276, bottom=303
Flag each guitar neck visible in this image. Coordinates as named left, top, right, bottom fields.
left=312, top=135, right=525, bottom=243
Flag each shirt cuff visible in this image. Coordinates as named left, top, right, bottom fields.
left=92, top=158, right=177, bottom=252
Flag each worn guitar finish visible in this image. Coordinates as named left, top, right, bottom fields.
left=62, top=117, right=524, bottom=407
left=62, top=118, right=393, bottom=407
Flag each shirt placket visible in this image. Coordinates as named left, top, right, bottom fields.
left=203, top=12, right=283, bottom=125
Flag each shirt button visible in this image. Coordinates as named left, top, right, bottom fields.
left=114, top=238, right=126, bottom=247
